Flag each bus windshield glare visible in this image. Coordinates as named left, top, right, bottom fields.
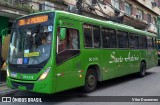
left=9, top=13, right=54, bottom=65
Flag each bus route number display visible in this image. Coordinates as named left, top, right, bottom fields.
left=18, top=15, right=48, bottom=26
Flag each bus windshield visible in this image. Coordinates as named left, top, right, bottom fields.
left=9, top=13, right=54, bottom=65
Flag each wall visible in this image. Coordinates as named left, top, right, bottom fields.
left=0, top=16, right=9, bottom=36
left=2, top=35, right=10, bottom=61
left=137, top=0, right=160, bottom=15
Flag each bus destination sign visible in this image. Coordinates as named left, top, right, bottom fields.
left=18, top=15, right=48, bottom=26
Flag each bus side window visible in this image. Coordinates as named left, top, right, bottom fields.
left=147, top=37, right=153, bottom=50
left=84, top=24, right=92, bottom=48
left=139, top=35, right=147, bottom=49
left=152, top=37, right=155, bottom=49
left=153, top=38, right=156, bottom=49
left=57, top=27, right=67, bottom=53
left=109, top=29, right=117, bottom=48
left=129, top=33, right=139, bottom=49
left=68, top=29, right=79, bottom=49
left=93, top=26, right=100, bottom=48
left=57, top=28, right=79, bottom=53
left=117, top=31, right=129, bottom=48
left=139, top=36, right=142, bottom=49
left=101, top=28, right=116, bottom=48
left=102, top=28, right=110, bottom=48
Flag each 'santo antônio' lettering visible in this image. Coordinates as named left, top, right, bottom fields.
left=109, top=52, right=139, bottom=63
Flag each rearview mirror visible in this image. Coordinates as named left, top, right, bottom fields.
left=60, top=28, right=66, bottom=40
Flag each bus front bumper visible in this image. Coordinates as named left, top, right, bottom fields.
left=6, top=77, right=57, bottom=94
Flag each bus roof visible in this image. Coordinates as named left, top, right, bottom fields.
left=17, top=10, right=157, bottom=37
left=56, top=11, right=156, bottom=37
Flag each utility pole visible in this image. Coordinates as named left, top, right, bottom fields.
left=76, top=0, right=83, bottom=15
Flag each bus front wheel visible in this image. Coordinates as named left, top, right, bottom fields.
left=139, top=62, right=146, bottom=77
left=83, top=68, right=97, bottom=93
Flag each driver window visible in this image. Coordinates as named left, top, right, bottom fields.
left=57, top=28, right=79, bottom=53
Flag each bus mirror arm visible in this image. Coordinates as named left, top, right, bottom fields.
left=60, top=28, right=66, bottom=40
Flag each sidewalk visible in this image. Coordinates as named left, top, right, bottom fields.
left=0, top=65, right=18, bottom=96
left=0, top=81, right=18, bottom=96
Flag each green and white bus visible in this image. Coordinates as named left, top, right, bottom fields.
left=6, top=11, right=158, bottom=94
left=157, top=39, right=160, bottom=65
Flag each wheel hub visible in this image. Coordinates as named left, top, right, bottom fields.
left=87, top=75, right=95, bottom=86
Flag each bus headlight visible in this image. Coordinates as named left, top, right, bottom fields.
left=38, top=67, right=51, bottom=81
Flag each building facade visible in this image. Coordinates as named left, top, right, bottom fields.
left=69, top=0, right=160, bottom=34
left=108, top=0, right=160, bottom=33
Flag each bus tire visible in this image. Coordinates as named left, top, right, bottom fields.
left=83, top=68, right=97, bottom=93
left=139, top=62, right=146, bottom=77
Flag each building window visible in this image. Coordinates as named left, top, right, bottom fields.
left=112, top=0, right=120, bottom=10
left=147, top=14, right=151, bottom=23
left=125, top=2, right=132, bottom=15
left=136, top=9, right=143, bottom=20
left=84, top=24, right=92, bottom=48
left=153, top=17, right=156, bottom=25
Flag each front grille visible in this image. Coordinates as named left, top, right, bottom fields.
left=9, top=66, right=41, bottom=74
left=11, top=81, right=34, bottom=90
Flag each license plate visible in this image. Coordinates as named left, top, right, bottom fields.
left=11, top=72, right=17, bottom=77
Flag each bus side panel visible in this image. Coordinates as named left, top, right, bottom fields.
left=116, top=50, right=131, bottom=77
left=139, top=50, right=147, bottom=67
left=101, top=49, right=119, bottom=80
left=80, top=49, right=103, bottom=82
left=55, top=20, right=84, bottom=93
left=102, top=50, right=140, bottom=80
left=147, top=49, right=153, bottom=68
left=129, top=50, right=141, bottom=73
left=146, top=50, right=158, bottom=69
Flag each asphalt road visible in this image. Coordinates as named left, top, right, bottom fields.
left=1, top=66, right=160, bottom=105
